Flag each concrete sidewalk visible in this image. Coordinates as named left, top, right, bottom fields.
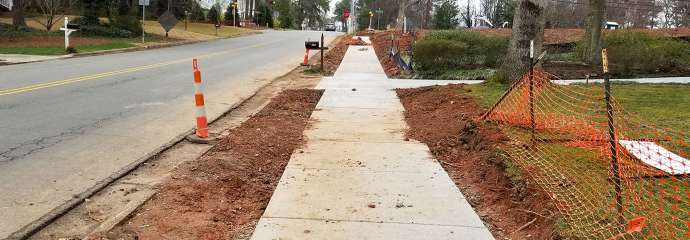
left=250, top=45, right=494, bottom=239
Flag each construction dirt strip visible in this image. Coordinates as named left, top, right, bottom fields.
left=250, top=42, right=495, bottom=239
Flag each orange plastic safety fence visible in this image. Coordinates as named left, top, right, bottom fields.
left=483, top=70, right=690, bottom=239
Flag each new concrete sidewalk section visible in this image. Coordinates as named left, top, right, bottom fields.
left=250, top=45, right=494, bottom=239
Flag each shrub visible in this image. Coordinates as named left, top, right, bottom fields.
left=109, top=14, right=142, bottom=35
left=65, top=46, right=78, bottom=54
left=79, top=25, right=134, bottom=38
left=578, top=30, right=690, bottom=76
left=413, top=30, right=509, bottom=71
left=0, top=23, right=59, bottom=38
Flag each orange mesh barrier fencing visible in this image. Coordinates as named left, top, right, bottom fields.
left=482, top=69, right=690, bottom=239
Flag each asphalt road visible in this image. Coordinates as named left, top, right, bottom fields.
left=0, top=30, right=340, bottom=238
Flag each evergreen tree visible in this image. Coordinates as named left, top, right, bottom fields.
left=190, top=1, right=205, bottom=21
left=294, top=0, right=329, bottom=28
left=253, top=2, right=274, bottom=27
left=207, top=3, right=221, bottom=25
left=275, top=0, right=294, bottom=28
left=225, top=3, right=239, bottom=25
left=433, top=0, right=459, bottom=29
left=81, top=0, right=104, bottom=26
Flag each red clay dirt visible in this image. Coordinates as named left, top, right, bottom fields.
left=320, top=35, right=349, bottom=75
left=370, top=30, right=422, bottom=77
left=397, top=85, right=560, bottom=239
left=106, top=89, right=323, bottom=240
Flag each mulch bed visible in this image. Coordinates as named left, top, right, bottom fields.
left=396, top=85, right=560, bottom=239
left=107, top=89, right=323, bottom=240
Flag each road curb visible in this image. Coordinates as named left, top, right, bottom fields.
left=5, top=74, right=276, bottom=240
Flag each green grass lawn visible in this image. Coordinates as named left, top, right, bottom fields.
left=466, top=82, right=690, bottom=133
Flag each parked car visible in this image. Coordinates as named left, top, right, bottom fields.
left=325, top=23, right=336, bottom=31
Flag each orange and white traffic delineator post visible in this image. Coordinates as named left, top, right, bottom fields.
left=192, top=58, right=209, bottom=139
left=301, top=49, right=310, bottom=66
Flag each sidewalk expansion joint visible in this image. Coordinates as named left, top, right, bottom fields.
left=284, top=166, right=439, bottom=174
left=261, top=216, right=487, bottom=229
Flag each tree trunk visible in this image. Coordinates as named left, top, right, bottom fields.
left=499, top=0, right=546, bottom=82
left=396, top=0, right=410, bottom=29
left=11, top=0, right=26, bottom=28
left=582, top=0, right=605, bottom=65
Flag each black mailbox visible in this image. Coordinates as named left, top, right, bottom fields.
left=305, top=41, right=320, bottom=50
left=67, top=23, right=80, bottom=30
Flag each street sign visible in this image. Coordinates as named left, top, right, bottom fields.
left=138, top=0, right=150, bottom=6
left=158, top=10, right=178, bottom=33
left=343, top=9, right=350, bottom=18
left=375, top=8, right=383, bottom=14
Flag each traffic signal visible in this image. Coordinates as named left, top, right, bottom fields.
left=269, top=0, right=275, bottom=5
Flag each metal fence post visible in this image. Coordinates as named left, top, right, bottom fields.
left=320, top=33, right=324, bottom=72
left=529, top=40, right=536, bottom=142
left=602, top=48, right=624, bottom=225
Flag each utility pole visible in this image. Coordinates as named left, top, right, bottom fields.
left=348, top=0, right=355, bottom=34
left=368, top=11, right=373, bottom=30
left=232, top=1, right=237, bottom=26
left=139, top=0, right=150, bottom=43
left=377, top=8, right=381, bottom=30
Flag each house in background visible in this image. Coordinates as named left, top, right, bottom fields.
left=606, top=21, right=621, bottom=29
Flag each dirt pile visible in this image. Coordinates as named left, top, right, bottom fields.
left=397, top=85, right=559, bottom=239
left=107, top=89, right=323, bottom=239
left=310, top=35, right=348, bottom=76
left=370, top=31, right=423, bottom=77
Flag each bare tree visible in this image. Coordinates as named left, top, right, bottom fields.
left=673, top=0, right=690, bottom=27
left=33, top=0, right=68, bottom=31
left=660, top=0, right=675, bottom=27
left=481, top=0, right=498, bottom=23
left=460, top=0, right=473, bottom=27
left=499, top=0, right=546, bottom=82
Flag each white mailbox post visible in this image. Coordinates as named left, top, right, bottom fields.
left=59, top=17, right=78, bottom=50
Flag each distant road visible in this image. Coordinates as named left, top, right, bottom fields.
left=0, top=30, right=341, bottom=238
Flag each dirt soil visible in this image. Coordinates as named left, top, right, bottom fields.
left=370, top=30, right=423, bottom=77
left=397, top=85, right=560, bottom=239
left=105, top=89, right=323, bottom=240
left=319, top=35, right=349, bottom=75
